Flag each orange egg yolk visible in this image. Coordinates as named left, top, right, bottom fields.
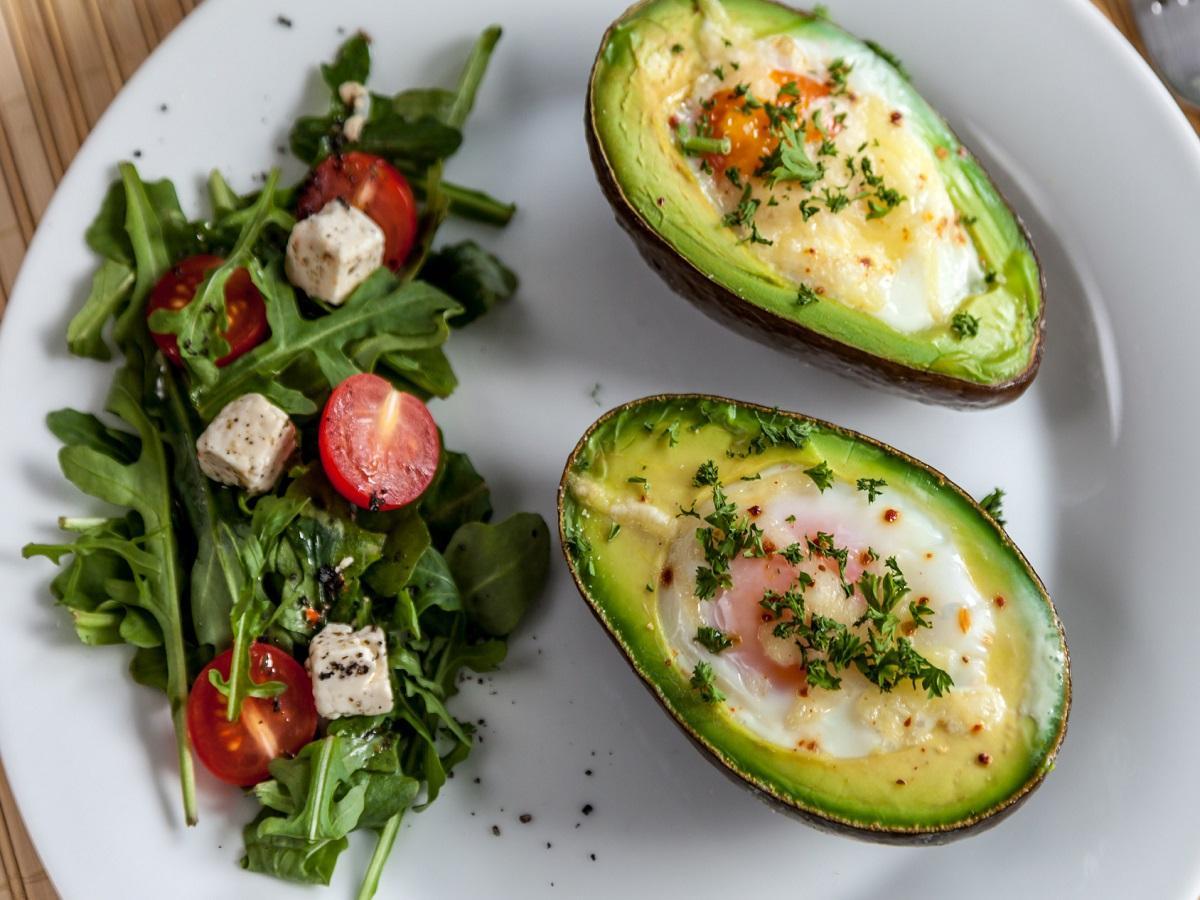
left=704, top=71, right=833, bottom=181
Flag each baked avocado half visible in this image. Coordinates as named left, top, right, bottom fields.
left=558, top=395, right=1069, bottom=841
left=586, top=0, right=1045, bottom=407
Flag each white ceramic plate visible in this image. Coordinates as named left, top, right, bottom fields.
left=0, top=0, right=1196, bottom=896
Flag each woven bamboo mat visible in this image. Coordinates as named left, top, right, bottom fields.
left=0, top=1, right=1194, bottom=897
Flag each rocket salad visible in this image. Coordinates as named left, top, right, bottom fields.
left=23, top=27, right=548, bottom=897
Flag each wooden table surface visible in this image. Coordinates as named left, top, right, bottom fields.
left=0, top=0, right=1194, bottom=896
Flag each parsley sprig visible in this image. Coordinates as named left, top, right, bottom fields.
left=760, top=550, right=952, bottom=698
left=690, top=660, right=726, bottom=703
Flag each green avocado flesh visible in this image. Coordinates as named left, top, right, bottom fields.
left=589, top=0, right=1043, bottom=390
left=559, top=396, right=1069, bottom=836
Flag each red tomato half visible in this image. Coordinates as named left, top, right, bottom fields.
left=295, top=152, right=418, bottom=269
left=146, top=254, right=269, bottom=367
left=187, top=644, right=318, bottom=786
left=318, top=373, right=440, bottom=511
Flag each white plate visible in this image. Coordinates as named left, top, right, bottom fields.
left=0, top=0, right=1196, bottom=896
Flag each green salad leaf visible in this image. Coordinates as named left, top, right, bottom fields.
left=25, top=345, right=197, bottom=824
left=28, top=25, right=546, bottom=899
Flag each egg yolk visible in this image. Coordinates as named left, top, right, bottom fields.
left=713, top=525, right=867, bottom=692
left=704, top=71, right=832, bottom=181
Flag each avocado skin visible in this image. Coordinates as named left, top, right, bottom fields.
left=584, top=0, right=1046, bottom=409
left=557, top=394, right=1071, bottom=842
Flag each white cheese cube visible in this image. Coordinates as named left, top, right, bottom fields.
left=306, top=624, right=394, bottom=719
left=285, top=198, right=385, bottom=305
left=196, top=393, right=296, bottom=494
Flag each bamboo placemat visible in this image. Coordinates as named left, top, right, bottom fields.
left=0, top=1, right=1194, bottom=897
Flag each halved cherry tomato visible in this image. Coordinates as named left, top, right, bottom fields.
left=318, top=373, right=440, bottom=511
left=186, top=643, right=317, bottom=786
left=145, top=254, right=269, bottom=367
left=295, top=152, right=418, bottom=270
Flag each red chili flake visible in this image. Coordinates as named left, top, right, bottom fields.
left=660, top=567, right=674, bottom=587
left=748, top=504, right=762, bottom=518
left=994, top=595, right=1007, bottom=608
left=895, top=778, right=906, bottom=785
left=971, top=723, right=983, bottom=734
left=762, top=538, right=776, bottom=554
left=883, top=508, right=899, bottom=523
left=977, top=752, right=992, bottom=766
left=903, top=717, right=912, bottom=727
left=890, top=110, right=903, bottom=125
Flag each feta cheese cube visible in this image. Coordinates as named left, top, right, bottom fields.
left=306, top=624, right=394, bottom=719
left=196, top=393, right=296, bottom=494
left=285, top=198, right=385, bottom=305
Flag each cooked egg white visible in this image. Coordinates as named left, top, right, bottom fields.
left=681, top=29, right=983, bottom=333
left=658, top=465, right=1005, bottom=758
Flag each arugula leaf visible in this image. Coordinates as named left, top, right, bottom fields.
left=66, top=260, right=134, bottom=360
left=192, top=267, right=461, bottom=418
left=214, top=494, right=309, bottom=721
left=156, top=366, right=245, bottom=650
left=444, top=513, right=549, bottom=637
left=25, top=347, right=196, bottom=824
left=401, top=27, right=503, bottom=282
left=422, top=240, right=518, bottom=327
left=243, top=734, right=374, bottom=885
left=147, top=170, right=291, bottom=384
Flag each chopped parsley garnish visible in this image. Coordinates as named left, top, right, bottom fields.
left=691, top=468, right=768, bottom=600
left=695, top=626, right=734, bottom=654
left=677, top=501, right=701, bottom=519
left=607, top=522, right=621, bottom=541
left=564, top=520, right=594, bottom=576
left=779, top=542, right=805, bottom=565
left=951, top=311, right=980, bottom=339
left=712, top=65, right=725, bottom=80
left=778, top=80, right=800, bottom=97
left=690, top=661, right=726, bottom=703
left=804, top=460, right=834, bottom=492
left=725, top=166, right=743, bottom=188
left=742, top=410, right=811, bottom=456
left=758, top=553, right=952, bottom=698
left=671, top=43, right=684, bottom=54
left=856, top=477, right=887, bottom=503
left=763, top=124, right=823, bottom=186
left=663, top=420, right=681, bottom=447
left=827, top=58, right=853, bottom=95
left=722, top=183, right=772, bottom=245
left=797, top=284, right=820, bottom=307
left=821, top=187, right=850, bottom=213
left=979, top=487, right=1006, bottom=526
left=693, top=460, right=720, bottom=486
